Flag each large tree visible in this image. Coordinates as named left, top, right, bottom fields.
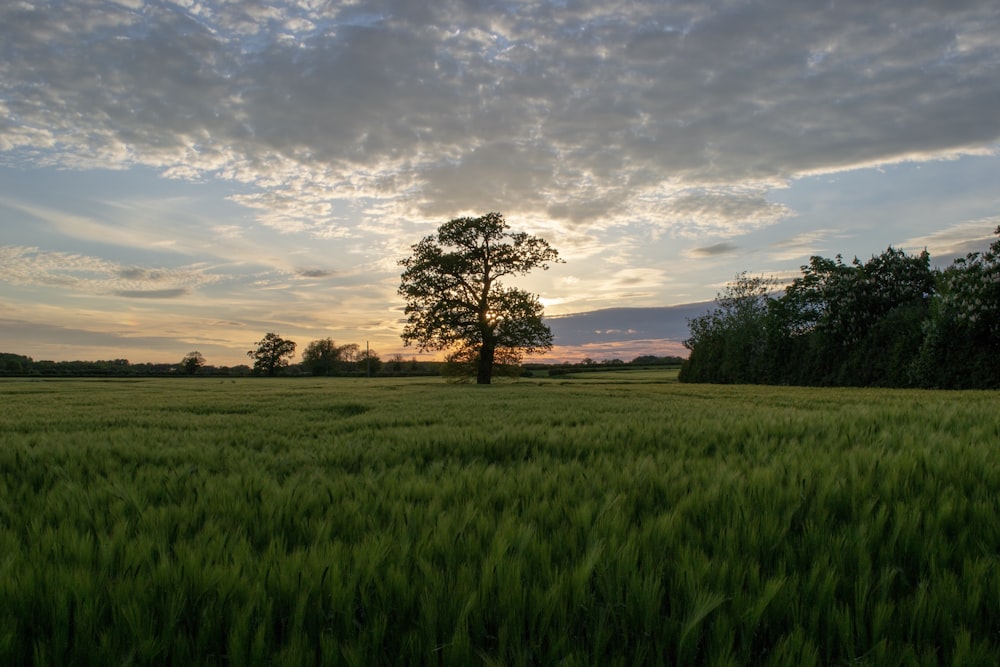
left=247, top=333, right=296, bottom=376
left=398, top=212, right=561, bottom=384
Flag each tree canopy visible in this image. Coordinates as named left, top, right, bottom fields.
left=301, top=338, right=350, bottom=376
left=398, top=212, right=561, bottom=384
left=247, top=333, right=296, bottom=377
left=180, top=351, right=206, bottom=375
left=681, top=231, right=1000, bottom=388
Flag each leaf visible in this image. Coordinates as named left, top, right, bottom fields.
left=677, top=591, right=726, bottom=665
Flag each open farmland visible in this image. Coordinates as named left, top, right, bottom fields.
left=2, top=375, right=1000, bottom=665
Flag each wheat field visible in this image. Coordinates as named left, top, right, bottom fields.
left=2, top=375, right=998, bottom=665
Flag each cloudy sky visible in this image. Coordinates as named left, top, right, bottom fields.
left=2, top=0, right=999, bottom=365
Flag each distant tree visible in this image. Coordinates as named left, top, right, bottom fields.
left=399, top=212, right=562, bottom=384
left=337, top=343, right=361, bottom=372
left=0, top=353, right=33, bottom=374
left=391, top=353, right=405, bottom=372
left=180, top=351, right=206, bottom=375
left=630, top=355, right=685, bottom=366
left=302, top=338, right=345, bottom=376
left=357, top=348, right=382, bottom=376
left=630, top=355, right=660, bottom=365
left=247, top=333, right=296, bottom=376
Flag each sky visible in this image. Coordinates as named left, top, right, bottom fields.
left=2, top=0, right=999, bottom=366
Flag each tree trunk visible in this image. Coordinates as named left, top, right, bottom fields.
left=477, top=340, right=495, bottom=384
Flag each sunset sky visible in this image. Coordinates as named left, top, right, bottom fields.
left=2, top=0, right=999, bottom=366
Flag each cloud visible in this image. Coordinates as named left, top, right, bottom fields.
left=114, top=288, right=190, bottom=299
left=118, top=268, right=164, bottom=281
left=767, top=229, right=846, bottom=262
left=1, top=0, right=997, bottom=241
left=546, top=303, right=712, bottom=345
left=0, top=316, right=248, bottom=364
left=689, top=242, right=740, bottom=257
left=0, top=318, right=167, bottom=348
left=659, top=187, right=795, bottom=236
left=0, top=245, right=221, bottom=296
left=902, top=217, right=1000, bottom=265
left=297, top=268, right=335, bottom=279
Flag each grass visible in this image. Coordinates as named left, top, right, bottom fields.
left=1, top=375, right=999, bottom=665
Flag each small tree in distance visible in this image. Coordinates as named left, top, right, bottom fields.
left=247, top=333, right=296, bottom=376
left=180, top=351, right=206, bottom=375
left=398, top=212, right=562, bottom=384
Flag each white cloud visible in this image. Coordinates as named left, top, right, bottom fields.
left=902, top=217, right=1000, bottom=261
left=0, top=245, right=222, bottom=297
left=767, top=228, right=847, bottom=262
left=0, top=0, right=996, bottom=243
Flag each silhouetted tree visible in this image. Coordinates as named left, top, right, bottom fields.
left=247, top=333, right=296, bottom=376
left=302, top=338, right=347, bottom=376
left=180, top=351, right=206, bottom=375
left=357, top=348, right=382, bottom=376
left=398, top=212, right=561, bottom=384
left=440, top=343, right=522, bottom=383
left=681, top=246, right=939, bottom=387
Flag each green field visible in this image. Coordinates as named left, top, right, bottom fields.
left=2, top=374, right=999, bottom=665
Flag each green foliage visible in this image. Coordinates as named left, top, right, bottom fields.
left=398, top=212, right=561, bottom=384
left=680, top=272, right=776, bottom=384
left=0, top=353, right=32, bottom=374
left=247, top=333, right=297, bottom=376
left=180, top=351, right=206, bottom=375
left=779, top=247, right=935, bottom=384
left=301, top=338, right=362, bottom=376
left=680, top=237, right=1000, bottom=388
left=2, top=377, right=1000, bottom=665
left=914, top=227, right=1000, bottom=388
left=0, top=355, right=251, bottom=377
left=357, top=349, right=382, bottom=376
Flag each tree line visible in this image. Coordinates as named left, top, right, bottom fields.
left=529, top=355, right=685, bottom=377
left=680, top=227, right=1000, bottom=389
left=0, top=344, right=435, bottom=378
left=0, top=354, right=210, bottom=377
left=244, top=334, right=414, bottom=377
left=0, top=347, right=683, bottom=380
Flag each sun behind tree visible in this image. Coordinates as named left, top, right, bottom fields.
left=398, top=212, right=562, bottom=384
